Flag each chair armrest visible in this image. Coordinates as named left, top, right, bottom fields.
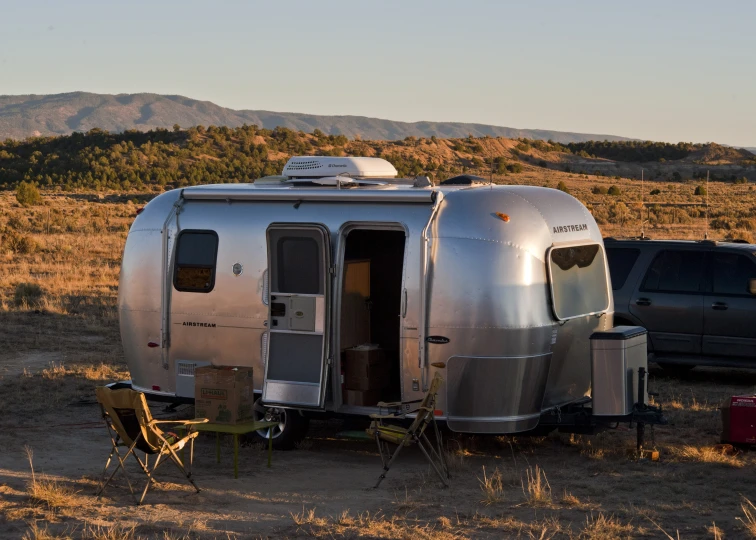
left=150, top=418, right=209, bottom=426
left=376, top=401, right=403, bottom=408
left=369, top=413, right=406, bottom=420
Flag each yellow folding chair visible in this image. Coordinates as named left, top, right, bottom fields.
left=95, top=386, right=208, bottom=505
left=366, top=372, right=450, bottom=488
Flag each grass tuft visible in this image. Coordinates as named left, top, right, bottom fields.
left=737, top=497, right=756, bottom=537
left=477, top=465, right=505, bottom=505
left=521, top=465, right=552, bottom=507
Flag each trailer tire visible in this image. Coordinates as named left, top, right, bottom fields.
left=249, top=398, right=309, bottom=450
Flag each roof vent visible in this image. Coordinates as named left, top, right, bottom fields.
left=413, top=176, right=433, bottom=188
left=440, top=174, right=486, bottom=186
left=282, top=156, right=398, bottom=179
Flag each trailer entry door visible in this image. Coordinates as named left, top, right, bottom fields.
left=263, top=224, right=330, bottom=408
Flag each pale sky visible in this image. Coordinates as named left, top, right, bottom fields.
left=1, top=1, right=755, bottom=146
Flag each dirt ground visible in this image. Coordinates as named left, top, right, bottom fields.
left=1, top=344, right=755, bottom=539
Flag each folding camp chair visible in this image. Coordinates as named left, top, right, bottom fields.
left=94, top=386, right=208, bottom=505
left=366, top=372, right=450, bottom=488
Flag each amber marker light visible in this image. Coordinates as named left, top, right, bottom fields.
left=495, top=212, right=510, bottom=222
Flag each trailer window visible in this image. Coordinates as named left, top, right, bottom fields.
left=548, top=244, right=610, bottom=320
left=174, top=231, right=219, bottom=293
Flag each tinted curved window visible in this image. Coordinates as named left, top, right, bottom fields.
left=549, top=244, right=610, bottom=320
left=606, top=247, right=641, bottom=290
left=641, top=250, right=704, bottom=293
left=711, top=253, right=756, bottom=296
left=174, top=231, right=219, bottom=292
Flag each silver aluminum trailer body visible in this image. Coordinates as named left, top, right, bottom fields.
left=118, top=180, right=613, bottom=436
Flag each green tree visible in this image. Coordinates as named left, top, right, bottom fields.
left=608, top=185, right=622, bottom=196
left=16, top=181, right=42, bottom=206
left=695, top=185, right=707, bottom=196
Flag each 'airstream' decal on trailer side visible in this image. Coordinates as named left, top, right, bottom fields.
left=553, top=223, right=588, bottom=234
left=182, top=321, right=217, bottom=327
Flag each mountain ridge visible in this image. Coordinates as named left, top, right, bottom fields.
left=0, top=91, right=637, bottom=143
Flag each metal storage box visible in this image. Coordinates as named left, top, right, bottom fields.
left=590, top=326, right=648, bottom=416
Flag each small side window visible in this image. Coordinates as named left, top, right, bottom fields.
left=606, top=247, right=641, bottom=290
left=710, top=252, right=756, bottom=296
left=174, top=231, right=219, bottom=293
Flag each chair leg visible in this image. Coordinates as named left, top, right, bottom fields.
left=163, top=441, right=201, bottom=493
left=99, top=440, right=140, bottom=504
left=374, top=436, right=410, bottom=489
left=97, top=446, right=118, bottom=493
left=138, top=450, right=163, bottom=505
left=432, top=419, right=451, bottom=480
left=416, top=433, right=449, bottom=487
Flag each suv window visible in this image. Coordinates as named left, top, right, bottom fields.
left=641, top=250, right=705, bottom=293
left=548, top=244, right=610, bottom=320
left=174, top=231, right=219, bottom=292
left=606, top=247, right=640, bottom=290
left=710, top=252, right=756, bottom=296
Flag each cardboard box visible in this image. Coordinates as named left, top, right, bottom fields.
left=721, top=395, right=756, bottom=444
left=344, top=345, right=388, bottom=391
left=194, top=366, right=254, bottom=425
left=345, top=389, right=381, bottom=407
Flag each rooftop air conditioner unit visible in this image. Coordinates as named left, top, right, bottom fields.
left=282, top=156, right=398, bottom=179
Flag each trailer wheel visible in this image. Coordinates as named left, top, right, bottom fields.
left=250, top=398, right=309, bottom=450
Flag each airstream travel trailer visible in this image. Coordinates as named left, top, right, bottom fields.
left=117, top=156, right=663, bottom=449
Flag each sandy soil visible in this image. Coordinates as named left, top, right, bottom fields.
left=1, top=349, right=756, bottom=539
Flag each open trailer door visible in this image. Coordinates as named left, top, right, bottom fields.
left=262, top=224, right=331, bottom=409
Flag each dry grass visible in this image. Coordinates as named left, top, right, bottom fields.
left=579, top=513, right=635, bottom=539
left=738, top=498, right=756, bottom=538
left=672, top=445, right=744, bottom=467
left=521, top=465, right=552, bottom=507
left=477, top=465, right=505, bottom=505
left=290, top=507, right=463, bottom=539
left=25, top=446, right=83, bottom=512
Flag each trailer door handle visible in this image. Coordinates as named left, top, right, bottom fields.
left=401, top=288, right=407, bottom=318
left=635, top=298, right=652, bottom=306
left=711, top=302, right=728, bottom=311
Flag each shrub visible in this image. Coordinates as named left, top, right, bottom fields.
left=507, top=163, right=523, bottom=174
left=16, top=182, right=42, bottom=206
left=608, top=185, right=622, bottom=196
left=557, top=181, right=570, bottom=193
left=1, top=229, right=39, bottom=254
left=695, top=185, right=707, bottom=196
left=538, top=160, right=548, bottom=168
left=592, top=186, right=608, bottom=195
left=650, top=189, right=661, bottom=195
left=14, top=282, right=44, bottom=307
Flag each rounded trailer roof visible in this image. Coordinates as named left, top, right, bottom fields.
left=433, top=185, right=602, bottom=262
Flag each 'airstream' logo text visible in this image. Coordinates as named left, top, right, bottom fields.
left=553, top=223, right=588, bottom=234
left=182, top=321, right=216, bottom=327
left=328, top=163, right=347, bottom=168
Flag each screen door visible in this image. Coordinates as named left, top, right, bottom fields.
left=262, top=224, right=330, bottom=408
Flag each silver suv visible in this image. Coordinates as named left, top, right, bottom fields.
left=605, top=239, right=756, bottom=370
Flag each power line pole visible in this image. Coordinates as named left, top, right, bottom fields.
left=705, top=170, right=709, bottom=239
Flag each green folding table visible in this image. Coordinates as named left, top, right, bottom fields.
left=181, top=420, right=279, bottom=478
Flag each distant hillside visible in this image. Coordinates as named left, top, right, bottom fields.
left=0, top=92, right=635, bottom=143
left=0, top=125, right=754, bottom=191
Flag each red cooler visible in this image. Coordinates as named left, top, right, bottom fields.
left=722, top=395, right=756, bottom=444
